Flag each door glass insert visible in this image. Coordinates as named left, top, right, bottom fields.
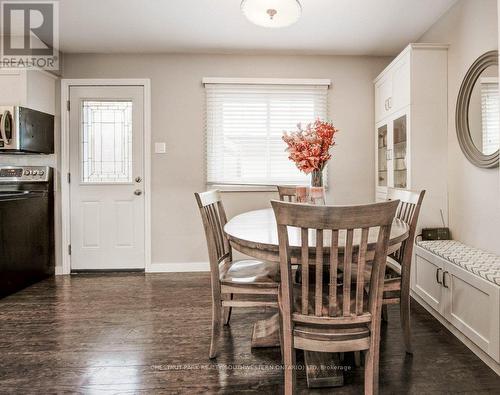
left=393, top=115, right=407, bottom=188
left=81, top=101, right=133, bottom=183
left=377, top=124, right=388, bottom=187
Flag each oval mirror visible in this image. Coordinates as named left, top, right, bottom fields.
left=456, top=51, right=499, bottom=168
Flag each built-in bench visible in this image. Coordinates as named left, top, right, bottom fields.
left=412, top=240, right=500, bottom=375
left=417, top=240, right=500, bottom=286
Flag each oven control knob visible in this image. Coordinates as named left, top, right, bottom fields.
left=32, top=170, right=38, bottom=175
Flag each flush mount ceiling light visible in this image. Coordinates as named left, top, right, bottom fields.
left=241, top=0, right=302, bottom=28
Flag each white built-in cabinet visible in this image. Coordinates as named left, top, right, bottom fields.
left=374, top=44, right=449, bottom=229
left=413, top=246, right=500, bottom=364
left=0, top=69, right=56, bottom=115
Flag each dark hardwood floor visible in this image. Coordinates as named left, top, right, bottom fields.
left=0, top=273, right=498, bottom=394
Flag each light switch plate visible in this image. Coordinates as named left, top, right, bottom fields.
left=155, top=142, right=166, bottom=154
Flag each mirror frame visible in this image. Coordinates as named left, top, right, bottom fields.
left=456, top=50, right=499, bottom=168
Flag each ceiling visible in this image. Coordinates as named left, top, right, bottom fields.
left=59, top=0, right=457, bottom=56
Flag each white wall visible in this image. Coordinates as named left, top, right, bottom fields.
left=419, top=0, right=500, bottom=255
left=62, top=53, right=389, bottom=267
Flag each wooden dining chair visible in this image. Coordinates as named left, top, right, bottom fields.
left=277, top=185, right=298, bottom=202
left=382, top=188, right=425, bottom=354
left=272, top=200, right=399, bottom=395
left=195, top=191, right=279, bottom=359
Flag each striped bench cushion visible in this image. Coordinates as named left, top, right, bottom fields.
left=417, top=240, right=500, bottom=286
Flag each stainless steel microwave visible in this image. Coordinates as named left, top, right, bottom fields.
left=0, top=106, right=54, bottom=154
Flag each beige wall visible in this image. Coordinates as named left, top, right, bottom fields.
left=419, top=0, right=500, bottom=255
left=62, top=53, right=389, bottom=265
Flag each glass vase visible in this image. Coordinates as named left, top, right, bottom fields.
left=311, top=169, right=323, bottom=187
left=310, top=169, right=326, bottom=205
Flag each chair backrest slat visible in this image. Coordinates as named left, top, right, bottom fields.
left=272, top=200, right=399, bottom=325
left=342, top=229, right=354, bottom=316
left=301, top=228, right=309, bottom=315
left=355, top=228, right=370, bottom=315
left=315, top=229, right=324, bottom=316
left=328, top=230, right=339, bottom=316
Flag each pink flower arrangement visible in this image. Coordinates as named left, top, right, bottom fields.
left=282, top=119, right=338, bottom=174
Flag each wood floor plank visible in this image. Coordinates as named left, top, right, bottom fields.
left=0, top=273, right=499, bottom=394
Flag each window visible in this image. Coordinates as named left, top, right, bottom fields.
left=204, top=79, right=329, bottom=188
left=81, top=100, right=133, bottom=183
left=480, top=77, right=499, bottom=155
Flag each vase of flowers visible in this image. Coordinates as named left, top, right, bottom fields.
left=282, top=119, right=338, bottom=188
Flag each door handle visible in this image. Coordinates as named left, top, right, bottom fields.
left=0, top=110, right=9, bottom=144
left=436, top=267, right=443, bottom=284
left=135, top=176, right=142, bottom=183
left=442, top=271, right=449, bottom=288
left=134, top=189, right=142, bottom=196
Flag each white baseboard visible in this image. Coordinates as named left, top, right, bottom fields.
left=411, top=290, right=500, bottom=376
left=55, top=262, right=209, bottom=274
left=146, top=262, right=209, bottom=273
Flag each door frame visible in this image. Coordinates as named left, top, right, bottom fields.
left=60, top=79, right=151, bottom=275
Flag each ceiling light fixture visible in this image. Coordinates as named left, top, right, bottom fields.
left=241, top=0, right=302, bottom=28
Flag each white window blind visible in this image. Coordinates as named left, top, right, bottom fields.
left=480, top=77, right=499, bottom=155
left=205, top=81, right=329, bottom=187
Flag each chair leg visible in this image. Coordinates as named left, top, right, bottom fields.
left=223, top=294, right=233, bottom=326
left=365, top=321, right=382, bottom=394
left=283, top=339, right=296, bottom=395
left=381, top=304, right=388, bottom=322
left=364, top=347, right=375, bottom=395
left=354, top=351, right=362, bottom=367
left=278, top=307, right=285, bottom=363
left=209, top=298, right=222, bottom=359
left=400, top=288, right=412, bottom=354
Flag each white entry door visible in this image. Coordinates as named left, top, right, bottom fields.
left=69, top=86, right=145, bottom=270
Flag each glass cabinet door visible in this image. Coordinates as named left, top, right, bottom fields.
left=392, top=115, right=407, bottom=188
left=377, top=124, right=388, bottom=187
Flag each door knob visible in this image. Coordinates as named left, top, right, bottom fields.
left=134, top=189, right=142, bottom=196
left=135, top=176, right=142, bottom=183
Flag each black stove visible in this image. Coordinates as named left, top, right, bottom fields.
left=0, top=166, right=54, bottom=298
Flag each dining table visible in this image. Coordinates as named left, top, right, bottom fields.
left=224, top=207, right=410, bottom=388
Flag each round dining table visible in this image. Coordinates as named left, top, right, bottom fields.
left=224, top=207, right=410, bottom=388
